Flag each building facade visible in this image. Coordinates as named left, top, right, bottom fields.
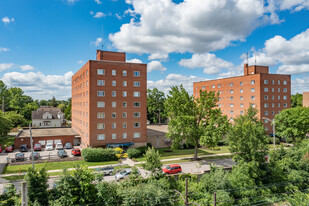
left=71, top=50, right=147, bottom=148
left=193, top=64, right=291, bottom=134
left=303, top=92, right=309, bottom=107
left=32, top=106, right=65, bottom=128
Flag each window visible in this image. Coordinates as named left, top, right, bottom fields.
left=230, top=83, right=233, bottom=87
left=283, top=95, right=287, bottom=100
left=283, top=88, right=287, bottom=92
left=123, top=122, right=127, bottom=128
left=251, top=88, right=255, bottom=92
left=133, top=71, right=140, bottom=77
left=272, top=103, right=275, bottom=108
left=278, top=103, right=280, bottom=107
left=230, top=110, right=234, bottom=114
left=123, top=70, right=127, bottom=76
left=134, top=122, right=140, bottom=128
left=240, top=103, right=244, bottom=108
left=112, top=91, right=116, bottom=97
left=251, top=103, right=256, bottom=108
left=112, top=81, right=116, bottom=86
left=283, top=80, right=287, bottom=85
left=264, top=103, right=269, bottom=108
left=264, top=111, right=269, bottom=115
left=264, top=119, right=268, bottom=123
left=230, top=90, right=234, bottom=94
left=251, top=96, right=255, bottom=100
left=240, top=96, right=243, bottom=100
left=251, top=80, right=255, bottom=85
left=278, top=96, right=280, bottom=100
left=133, top=91, right=140, bottom=97
left=97, top=112, right=105, bottom=119
left=265, top=127, right=269, bottom=131
left=97, top=69, right=105, bottom=75
left=272, top=88, right=274, bottom=92
left=272, top=111, right=275, bottom=115
left=133, top=112, right=140, bottom=118
left=240, top=111, right=243, bottom=115
left=133, top=81, right=140, bottom=87
left=230, top=96, right=233, bottom=100
left=112, top=102, right=116, bottom=108
left=123, top=81, right=127, bottom=87
left=278, top=80, right=280, bottom=85
left=240, top=82, right=243, bottom=86
left=218, top=97, right=221, bottom=101
left=264, top=95, right=268, bottom=100
left=122, top=112, right=127, bottom=118
left=278, top=88, right=280, bottom=92
left=283, top=103, right=287, bottom=107
left=97, top=134, right=105, bottom=140
left=123, top=133, right=127, bottom=139
left=134, top=102, right=140, bottom=107
left=240, top=89, right=243, bottom=93
left=218, top=91, right=221, bottom=94
left=202, top=86, right=205, bottom=90
left=97, top=91, right=105, bottom=97
left=218, top=104, right=221, bottom=107
left=112, top=123, right=116, bottom=129
left=230, top=103, right=234, bottom=108
left=264, top=88, right=268, bottom=92
left=272, top=95, right=275, bottom=100
left=134, top=132, right=140, bottom=138
left=112, top=133, right=116, bottom=139
left=271, top=80, right=274, bottom=84
left=264, top=80, right=268, bottom=84
left=97, top=80, right=105, bottom=86
left=112, top=70, right=116, bottom=76
left=123, top=91, right=127, bottom=97
left=97, top=101, right=105, bottom=108
left=218, top=84, right=221, bottom=88
left=97, top=123, right=105, bottom=129
left=122, top=102, right=127, bottom=107
left=112, top=112, right=116, bottom=118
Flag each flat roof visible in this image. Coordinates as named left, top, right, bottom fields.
left=17, top=128, right=79, bottom=138
left=147, top=125, right=168, bottom=136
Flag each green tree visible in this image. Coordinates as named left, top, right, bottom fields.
left=0, top=184, right=20, bottom=206
left=4, top=111, right=27, bottom=128
left=96, top=181, right=120, bottom=206
left=24, top=167, right=49, bottom=206
left=20, top=102, right=39, bottom=121
left=147, top=88, right=166, bottom=123
left=39, top=100, right=47, bottom=106
left=7, top=87, right=33, bottom=112
left=291, top=93, right=303, bottom=107
left=142, top=147, right=162, bottom=175
left=165, top=85, right=228, bottom=160
left=0, top=111, right=12, bottom=137
left=64, top=98, right=71, bottom=120
left=228, top=107, right=269, bottom=163
left=275, top=107, right=309, bottom=143
left=0, top=80, right=10, bottom=111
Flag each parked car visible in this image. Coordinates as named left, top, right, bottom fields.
left=57, top=149, right=68, bottom=158
left=162, top=164, right=182, bottom=174
left=30, top=152, right=40, bottom=160
left=11, top=153, right=25, bottom=162
left=115, top=168, right=140, bottom=181
left=20, top=144, right=28, bottom=152
left=95, top=166, right=114, bottom=176
left=45, top=143, right=53, bottom=151
left=71, top=148, right=81, bottom=156
left=5, top=145, right=14, bottom=153
left=64, top=143, right=73, bottom=149
left=0, top=145, right=2, bottom=153
left=55, top=143, right=63, bottom=150
left=34, top=143, right=42, bottom=151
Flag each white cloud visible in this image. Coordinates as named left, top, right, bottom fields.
left=277, top=64, right=309, bottom=74
left=126, top=59, right=143, bottom=63
left=292, top=75, right=309, bottom=94
left=0, top=47, right=9, bottom=52
left=0, top=63, right=14, bottom=72
left=94, top=0, right=102, bottom=4
left=77, top=60, right=84, bottom=64
left=179, top=53, right=233, bottom=75
left=147, top=73, right=207, bottom=95
left=19, top=65, right=35, bottom=71
left=148, top=53, right=168, bottom=61
left=2, top=17, right=14, bottom=25
left=1, top=71, right=73, bottom=100
left=91, top=37, right=103, bottom=46
left=90, top=11, right=106, bottom=18
left=147, top=61, right=167, bottom=73
left=279, top=0, right=309, bottom=11
left=109, top=0, right=276, bottom=54
left=115, top=13, right=123, bottom=20
left=67, top=0, right=79, bottom=4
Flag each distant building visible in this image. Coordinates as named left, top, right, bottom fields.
left=147, top=124, right=172, bottom=148
left=303, top=92, right=309, bottom=107
left=32, top=106, right=65, bottom=128
left=193, top=64, right=291, bottom=134
left=71, top=50, right=147, bottom=148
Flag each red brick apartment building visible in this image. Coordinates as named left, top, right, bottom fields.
left=303, top=92, right=309, bottom=107
left=71, top=50, right=147, bottom=148
left=193, top=64, right=291, bottom=134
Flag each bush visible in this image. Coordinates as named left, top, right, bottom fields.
left=268, top=137, right=280, bottom=145
left=146, top=142, right=152, bottom=148
left=127, top=148, right=141, bottom=159
left=82, top=148, right=118, bottom=162
left=136, top=146, right=148, bottom=155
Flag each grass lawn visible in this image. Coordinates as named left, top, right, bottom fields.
left=2, top=160, right=119, bottom=174
left=162, top=154, right=234, bottom=165
left=0, top=136, right=15, bottom=148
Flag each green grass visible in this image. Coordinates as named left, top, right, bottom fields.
left=162, top=155, right=234, bottom=164
left=0, top=136, right=15, bottom=148
left=2, top=160, right=119, bottom=174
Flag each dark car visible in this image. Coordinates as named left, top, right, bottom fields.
left=71, top=148, right=81, bottom=156
left=5, top=145, right=14, bottom=153
left=64, top=143, right=73, bottom=149
left=95, top=166, right=114, bottom=176
left=0, top=145, right=2, bottom=153
left=57, top=150, right=68, bottom=158
left=30, top=152, right=40, bottom=160
left=12, top=153, right=25, bottom=162
left=20, top=144, right=28, bottom=152
left=162, top=164, right=182, bottom=174
left=34, top=143, right=42, bottom=151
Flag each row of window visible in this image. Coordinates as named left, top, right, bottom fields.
left=218, top=103, right=288, bottom=108
left=223, top=110, right=281, bottom=116
left=97, top=69, right=140, bottom=77
left=97, top=112, right=141, bottom=118
left=97, top=122, right=141, bottom=129
left=201, top=80, right=288, bottom=90
left=97, top=80, right=140, bottom=87
left=97, top=132, right=140, bottom=140
left=97, top=91, right=141, bottom=97
left=218, top=95, right=288, bottom=101
left=198, top=87, right=288, bottom=96
left=97, top=101, right=141, bottom=108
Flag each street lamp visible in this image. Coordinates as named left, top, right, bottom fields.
left=262, top=117, right=276, bottom=150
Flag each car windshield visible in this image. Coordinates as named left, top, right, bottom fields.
left=16, top=153, right=23, bottom=157
left=35, top=144, right=40, bottom=147
left=59, top=150, right=65, bottom=154
left=66, top=143, right=72, bottom=146
left=7, top=146, right=12, bottom=149
left=47, top=144, right=52, bottom=146
left=32, top=152, right=38, bottom=155
left=21, top=145, right=26, bottom=148
left=166, top=166, right=171, bottom=170
left=120, top=170, right=128, bottom=175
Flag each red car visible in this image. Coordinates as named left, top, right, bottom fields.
left=162, top=164, right=182, bottom=174
left=6, top=145, right=14, bottom=153
left=0, top=145, right=2, bottom=153
left=34, top=143, right=42, bottom=151
left=71, top=148, right=81, bottom=156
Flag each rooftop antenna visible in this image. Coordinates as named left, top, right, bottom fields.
left=101, top=24, right=104, bottom=50
left=254, top=52, right=257, bottom=65
left=246, top=52, right=249, bottom=65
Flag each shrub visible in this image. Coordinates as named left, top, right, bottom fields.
left=127, top=148, right=141, bottom=159
left=82, top=148, right=118, bottom=162
left=268, top=137, right=280, bottom=145
left=136, top=146, right=148, bottom=155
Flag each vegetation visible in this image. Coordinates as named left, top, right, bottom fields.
left=142, top=147, right=162, bottom=176
left=81, top=148, right=118, bottom=162
left=147, top=88, right=167, bottom=123
left=127, top=148, right=142, bottom=159
left=291, top=93, right=303, bottom=108
left=0, top=184, right=20, bottom=206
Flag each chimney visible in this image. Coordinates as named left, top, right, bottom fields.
left=244, top=64, right=249, bottom=76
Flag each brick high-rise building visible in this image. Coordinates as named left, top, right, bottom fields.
left=193, top=64, right=291, bottom=134
left=71, top=50, right=147, bottom=148
left=303, top=92, right=309, bottom=107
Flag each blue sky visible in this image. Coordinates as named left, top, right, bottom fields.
left=0, top=0, right=309, bottom=100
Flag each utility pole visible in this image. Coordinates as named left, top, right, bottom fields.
left=262, top=117, right=276, bottom=150
left=21, top=181, right=28, bottom=206
left=29, top=124, right=35, bottom=170
left=185, top=178, right=188, bottom=206
left=214, top=192, right=216, bottom=206
left=1, top=96, right=4, bottom=112
left=158, top=108, right=161, bottom=124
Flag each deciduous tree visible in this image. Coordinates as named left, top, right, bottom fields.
left=147, top=88, right=166, bottom=123
left=142, top=147, right=162, bottom=175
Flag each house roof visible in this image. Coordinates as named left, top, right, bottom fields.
left=17, top=128, right=79, bottom=138
left=147, top=124, right=168, bottom=136
left=32, top=110, right=63, bottom=120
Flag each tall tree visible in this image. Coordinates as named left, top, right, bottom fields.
left=275, top=107, right=309, bottom=143
left=228, top=107, right=269, bottom=163
left=4, top=111, right=27, bottom=128
left=165, top=85, right=228, bottom=160
left=142, top=147, right=162, bottom=176
left=64, top=98, right=71, bottom=120
left=20, top=102, right=39, bottom=121
left=291, top=93, right=303, bottom=107
left=7, top=87, right=33, bottom=112
left=0, top=112, right=12, bottom=137
left=147, top=88, right=166, bottom=123
left=0, top=80, right=10, bottom=112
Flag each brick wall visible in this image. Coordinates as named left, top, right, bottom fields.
left=14, top=135, right=76, bottom=149
left=303, top=92, right=309, bottom=107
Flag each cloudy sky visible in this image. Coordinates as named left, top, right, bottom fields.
left=0, top=0, right=309, bottom=100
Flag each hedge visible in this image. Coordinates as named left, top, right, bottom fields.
left=127, top=149, right=141, bottom=159
left=82, top=148, right=118, bottom=162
